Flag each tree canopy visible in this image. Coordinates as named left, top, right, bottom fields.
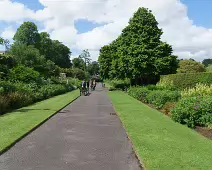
left=98, top=7, right=178, bottom=85
left=202, top=59, right=212, bottom=67
left=13, top=22, right=40, bottom=48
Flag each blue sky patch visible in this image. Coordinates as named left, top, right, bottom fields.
left=182, top=0, right=212, bottom=28
left=75, top=19, right=105, bottom=34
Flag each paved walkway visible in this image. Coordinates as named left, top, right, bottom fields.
left=0, top=85, right=141, bottom=170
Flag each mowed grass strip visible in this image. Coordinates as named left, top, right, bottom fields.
left=108, top=91, right=212, bottom=170
left=0, top=90, right=79, bottom=153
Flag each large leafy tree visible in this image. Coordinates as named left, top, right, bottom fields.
left=98, top=7, right=178, bottom=84
left=88, top=61, right=100, bottom=76
left=13, top=22, right=40, bottom=48
left=50, top=40, right=71, bottom=68
left=72, top=57, right=85, bottom=70
left=79, top=49, right=91, bottom=71
left=177, top=60, right=205, bottom=73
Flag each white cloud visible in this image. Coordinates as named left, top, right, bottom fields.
left=0, top=0, right=35, bottom=23
left=1, top=26, right=16, bottom=41
left=1, top=0, right=212, bottom=62
left=31, top=0, right=212, bottom=61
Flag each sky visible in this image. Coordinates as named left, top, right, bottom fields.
left=0, top=0, right=212, bottom=62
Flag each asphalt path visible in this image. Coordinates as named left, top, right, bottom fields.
left=0, top=84, right=141, bottom=170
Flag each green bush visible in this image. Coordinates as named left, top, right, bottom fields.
left=110, top=79, right=130, bottom=90
left=159, top=72, right=212, bottom=89
left=146, top=90, right=181, bottom=109
left=171, top=96, right=212, bottom=128
left=128, top=87, right=150, bottom=102
left=162, top=102, right=177, bottom=115
left=7, top=92, right=33, bottom=109
left=9, top=65, right=41, bottom=83
left=181, top=83, right=212, bottom=98
left=38, top=84, right=68, bottom=99
left=0, top=96, right=9, bottom=114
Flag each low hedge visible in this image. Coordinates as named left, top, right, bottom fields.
left=0, top=81, right=75, bottom=115
left=107, top=79, right=130, bottom=91
left=159, top=72, right=212, bottom=89
left=128, top=86, right=181, bottom=108
left=171, top=96, right=212, bottom=128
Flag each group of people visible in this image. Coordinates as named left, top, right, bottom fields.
left=81, top=80, right=96, bottom=95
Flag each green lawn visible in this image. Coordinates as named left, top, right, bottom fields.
left=109, top=91, right=212, bottom=170
left=0, top=90, right=79, bottom=153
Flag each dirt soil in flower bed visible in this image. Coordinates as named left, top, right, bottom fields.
left=144, top=102, right=212, bottom=140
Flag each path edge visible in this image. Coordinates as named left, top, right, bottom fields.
left=0, top=90, right=80, bottom=155
left=108, top=91, right=146, bottom=170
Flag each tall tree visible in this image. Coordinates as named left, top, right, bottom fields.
left=98, top=7, right=178, bottom=84
left=13, top=22, right=40, bottom=48
left=38, top=32, right=52, bottom=58
left=202, top=59, right=212, bottom=67
left=88, top=61, right=100, bottom=76
left=50, top=40, right=71, bottom=68
left=72, top=57, right=84, bottom=70
left=79, top=49, right=91, bottom=71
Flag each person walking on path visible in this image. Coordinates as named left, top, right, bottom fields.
left=89, top=80, right=93, bottom=91
left=86, top=81, right=90, bottom=94
left=93, top=80, right=96, bottom=90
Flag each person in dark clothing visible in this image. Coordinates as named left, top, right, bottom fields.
left=86, top=81, right=89, bottom=93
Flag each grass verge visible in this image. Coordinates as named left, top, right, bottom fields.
left=0, top=90, right=79, bottom=154
left=108, top=91, right=212, bottom=170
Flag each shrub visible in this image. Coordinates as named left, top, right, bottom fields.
left=68, top=78, right=81, bottom=88
left=177, top=60, right=205, bottom=73
left=146, top=90, right=181, bottom=109
left=147, top=84, right=178, bottom=91
left=162, top=102, right=177, bottom=115
left=206, top=64, right=212, bottom=72
left=110, top=79, right=130, bottom=90
left=7, top=92, right=33, bottom=109
left=159, top=72, right=212, bottom=89
left=128, top=87, right=150, bottom=102
left=0, top=95, right=9, bottom=114
left=171, top=96, right=212, bottom=128
left=39, top=84, right=67, bottom=99
left=9, top=65, right=41, bottom=83
left=181, top=83, right=212, bottom=98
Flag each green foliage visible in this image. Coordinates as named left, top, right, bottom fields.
left=79, top=49, right=91, bottom=71
left=72, top=57, right=85, bottom=70
left=159, top=72, right=212, bottom=89
left=9, top=65, right=40, bottom=83
left=0, top=37, right=3, bottom=45
left=7, top=92, right=33, bottom=109
left=146, top=90, right=181, bottom=109
left=68, top=78, right=81, bottom=88
left=38, top=84, right=67, bottom=99
left=128, top=87, right=150, bottom=102
left=206, top=64, right=212, bottom=72
left=98, top=7, right=178, bottom=84
left=171, top=96, right=212, bottom=128
left=109, top=79, right=130, bottom=90
left=177, top=60, right=205, bottom=73
left=181, top=83, right=212, bottom=98
left=202, top=59, right=212, bottom=67
left=13, top=22, right=40, bottom=47
left=0, top=54, right=16, bottom=79
left=72, top=68, right=86, bottom=80
left=162, top=102, right=177, bottom=115
left=87, top=61, right=100, bottom=76
left=0, top=96, right=9, bottom=114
